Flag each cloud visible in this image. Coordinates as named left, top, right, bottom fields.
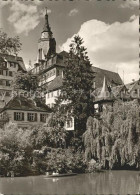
left=68, top=9, right=79, bottom=17
left=120, top=0, right=139, bottom=9
left=7, top=1, right=50, bottom=35
left=60, top=16, right=139, bottom=84
left=0, top=1, right=9, bottom=8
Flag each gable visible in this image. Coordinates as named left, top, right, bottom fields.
left=0, top=53, right=26, bottom=72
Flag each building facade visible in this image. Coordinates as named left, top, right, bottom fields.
left=0, top=54, right=26, bottom=108
left=0, top=96, right=51, bottom=128
left=30, top=8, right=123, bottom=110
left=126, top=80, right=140, bottom=100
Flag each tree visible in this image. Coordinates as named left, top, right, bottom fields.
left=83, top=99, right=140, bottom=170
left=0, top=122, right=33, bottom=176
left=56, top=35, right=94, bottom=136
left=0, top=29, right=22, bottom=55
left=12, top=71, right=39, bottom=92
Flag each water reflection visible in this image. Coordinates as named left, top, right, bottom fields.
left=0, top=171, right=139, bottom=194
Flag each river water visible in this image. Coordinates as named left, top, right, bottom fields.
left=0, top=171, right=139, bottom=194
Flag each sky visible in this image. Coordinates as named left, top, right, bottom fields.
left=0, top=0, right=139, bottom=84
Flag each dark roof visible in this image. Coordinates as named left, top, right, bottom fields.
left=111, top=85, right=127, bottom=96
left=125, top=80, right=140, bottom=92
left=1, top=96, right=52, bottom=113
left=93, top=77, right=114, bottom=103
left=0, top=53, right=26, bottom=72
left=92, top=66, right=123, bottom=88
left=47, top=75, right=63, bottom=92
left=93, top=84, right=130, bottom=103
left=47, top=66, right=123, bottom=92
left=53, top=51, right=69, bottom=67
left=58, top=51, right=69, bottom=58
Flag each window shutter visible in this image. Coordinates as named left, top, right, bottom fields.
left=35, top=113, right=37, bottom=121
left=22, top=113, right=24, bottom=121
left=14, top=112, right=16, bottom=120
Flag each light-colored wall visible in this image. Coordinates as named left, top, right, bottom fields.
left=38, top=39, right=50, bottom=58
left=0, top=61, right=19, bottom=108
left=39, top=68, right=57, bottom=86
left=4, top=110, right=50, bottom=128
left=46, top=89, right=61, bottom=108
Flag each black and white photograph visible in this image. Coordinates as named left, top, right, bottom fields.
left=0, top=0, right=139, bottom=194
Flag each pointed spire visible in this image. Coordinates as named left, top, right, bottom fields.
left=99, top=77, right=109, bottom=99
left=43, top=7, right=52, bottom=33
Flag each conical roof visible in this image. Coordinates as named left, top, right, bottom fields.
left=98, top=77, right=109, bottom=99
left=94, top=77, right=113, bottom=103
left=43, top=8, right=52, bottom=34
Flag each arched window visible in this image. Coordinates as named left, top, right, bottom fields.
left=39, top=49, right=42, bottom=60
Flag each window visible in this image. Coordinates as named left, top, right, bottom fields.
left=53, top=69, right=56, bottom=75
left=40, top=114, right=47, bottom=122
left=51, top=103, right=54, bottom=108
left=66, top=117, right=74, bottom=130
left=99, top=104, right=103, bottom=112
left=14, top=112, right=24, bottom=121
left=48, top=93, right=50, bottom=98
left=0, top=80, right=4, bottom=85
left=6, top=91, right=11, bottom=96
left=9, top=71, right=13, bottom=77
left=10, top=63, right=14, bottom=67
left=39, top=49, right=42, bottom=60
left=51, top=92, right=53, bottom=97
left=0, top=70, right=3, bottom=75
left=6, top=81, right=10, bottom=86
left=67, top=119, right=73, bottom=128
left=57, top=90, right=59, bottom=96
left=134, top=89, right=137, bottom=94
left=27, top=113, right=37, bottom=122
left=0, top=62, right=6, bottom=68
left=57, top=70, right=60, bottom=76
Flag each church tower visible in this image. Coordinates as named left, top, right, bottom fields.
left=38, top=8, right=56, bottom=60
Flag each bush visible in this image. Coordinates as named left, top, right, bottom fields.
left=32, top=147, right=86, bottom=174
left=0, top=122, right=33, bottom=176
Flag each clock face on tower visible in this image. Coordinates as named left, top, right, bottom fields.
left=41, top=32, right=48, bottom=39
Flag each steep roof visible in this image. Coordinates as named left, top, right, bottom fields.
left=92, top=66, right=123, bottom=88
left=93, top=77, right=114, bottom=103
left=58, top=51, right=69, bottom=58
left=0, top=53, right=26, bottom=72
left=125, top=80, right=140, bottom=92
left=47, top=66, right=123, bottom=92
left=111, top=85, right=127, bottom=96
left=47, top=75, right=63, bottom=92
left=52, top=51, right=69, bottom=68
left=1, top=96, right=52, bottom=113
